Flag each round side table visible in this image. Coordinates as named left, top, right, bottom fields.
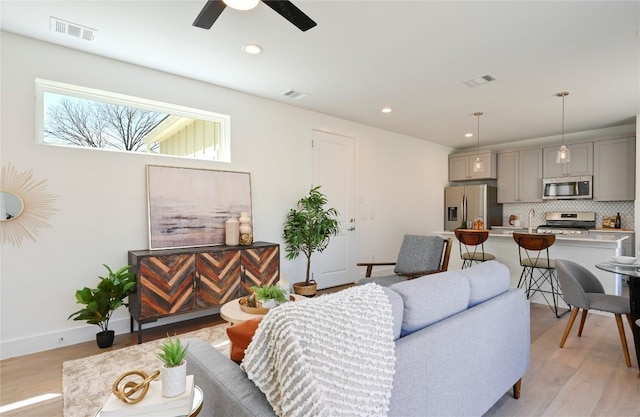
left=220, top=294, right=305, bottom=324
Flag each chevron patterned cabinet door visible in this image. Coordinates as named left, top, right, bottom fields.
left=138, top=254, right=196, bottom=320
left=196, top=250, right=241, bottom=308
left=129, top=242, right=280, bottom=343
left=240, top=245, right=280, bottom=296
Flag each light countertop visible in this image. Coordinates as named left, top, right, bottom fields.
left=438, top=230, right=627, bottom=244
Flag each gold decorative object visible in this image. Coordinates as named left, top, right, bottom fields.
left=112, top=369, right=160, bottom=404
left=239, top=232, right=254, bottom=246
left=239, top=211, right=253, bottom=246
left=0, top=163, right=57, bottom=246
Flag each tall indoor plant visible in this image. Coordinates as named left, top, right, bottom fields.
left=68, top=264, right=136, bottom=348
left=283, top=186, right=340, bottom=296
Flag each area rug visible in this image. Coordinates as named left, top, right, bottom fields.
left=62, top=323, right=229, bottom=417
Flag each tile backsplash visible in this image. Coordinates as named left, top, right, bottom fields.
left=502, top=201, right=634, bottom=230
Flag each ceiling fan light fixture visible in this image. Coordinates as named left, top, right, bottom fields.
left=223, top=0, right=259, bottom=11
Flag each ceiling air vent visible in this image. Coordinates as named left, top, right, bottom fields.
left=282, top=89, right=308, bottom=100
left=463, top=73, right=497, bottom=87
left=50, top=17, right=96, bottom=41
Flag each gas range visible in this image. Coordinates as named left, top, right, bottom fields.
left=535, top=211, right=596, bottom=235
left=536, top=226, right=590, bottom=235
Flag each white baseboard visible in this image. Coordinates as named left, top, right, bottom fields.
left=0, top=308, right=220, bottom=360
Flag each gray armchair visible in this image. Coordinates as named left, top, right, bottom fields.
left=555, top=259, right=633, bottom=367
left=357, top=235, right=451, bottom=287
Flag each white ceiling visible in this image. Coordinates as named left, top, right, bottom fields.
left=1, top=0, right=639, bottom=149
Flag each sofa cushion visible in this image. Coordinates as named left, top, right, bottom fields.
left=226, top=317, right=263, bottom=364
left=458, top=261, right=510, bottom=307
left=390, top=271, right=470, bottom=337
left=380, top=286, right=403, bottom=340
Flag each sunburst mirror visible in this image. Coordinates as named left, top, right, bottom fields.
left=1, top=163, right=57, bottom=246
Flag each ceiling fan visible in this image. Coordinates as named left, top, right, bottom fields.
left=193, top=0, right=317, bottom=32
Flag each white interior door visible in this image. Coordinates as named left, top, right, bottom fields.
left=311, top=130, right=356, bottom=289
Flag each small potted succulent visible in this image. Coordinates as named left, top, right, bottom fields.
left=68, top=264, right=136, bottom=348
left=251, top=284, right=287, bottom=308
left=157, top=335, right=189, bottom=397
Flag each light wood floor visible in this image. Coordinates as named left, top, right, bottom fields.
left=1, top=302, right=638, bottom=417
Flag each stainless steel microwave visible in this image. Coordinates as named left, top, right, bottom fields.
left=542, top=176, right=592, bottom=200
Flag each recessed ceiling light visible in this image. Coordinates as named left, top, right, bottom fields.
left=465, top=133, right=473, bottom=138
left=243, top=44, right=263, bottom=55
left=381, top=107, right=392, bottom=113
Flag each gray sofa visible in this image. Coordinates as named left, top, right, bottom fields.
left=186, top=260, right=530, bottom=416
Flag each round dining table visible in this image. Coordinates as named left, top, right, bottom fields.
left=595, top=262, right=640, bottom=369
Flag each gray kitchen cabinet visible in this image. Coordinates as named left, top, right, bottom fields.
left=593, top=137, right=635, bottom=201
left=497, top=149, right=543, bottom=203
left=543, top=142, right=593, bottom=177
left=449, top=151, right=496, bottom=181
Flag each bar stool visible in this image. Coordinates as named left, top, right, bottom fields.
left=454, top=229, right=495, bottom=269
left=513, top=232, right=567, bottom=318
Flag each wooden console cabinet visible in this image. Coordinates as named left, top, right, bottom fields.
left=128, top=242, right=279, bottom=343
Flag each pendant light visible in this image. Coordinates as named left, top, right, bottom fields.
left=472, top=112, right=484, bottom=173
left=556, top=91, right=570, bottom=164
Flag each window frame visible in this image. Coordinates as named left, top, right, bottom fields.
left=35, top=78, right=232, bottom=162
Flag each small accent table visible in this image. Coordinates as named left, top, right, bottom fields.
left=595, top=262, right=640, bottom=369
left=220, top=294, right=305, bottom=324
left=95, top=385, right=203, bottom=417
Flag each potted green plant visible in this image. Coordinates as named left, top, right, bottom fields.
left=283, top=186, right=340, bottom=297
left=251, top=284, right=287, bottom=308
left=157, top=335, right=189, bottom=398
left=68, top=264, right=136, bottom=348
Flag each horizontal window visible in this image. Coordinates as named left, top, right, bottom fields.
left=35, top=79, right=231, bottom=162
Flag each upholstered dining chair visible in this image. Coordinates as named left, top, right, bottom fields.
left=454, top=229, right=495, bottom=269
left=555, top=259, right=633, bottom=368
left=356, top=235, right=452, bottom=287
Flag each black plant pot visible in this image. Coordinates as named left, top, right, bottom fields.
left=96, top=330, right=115, bottom=348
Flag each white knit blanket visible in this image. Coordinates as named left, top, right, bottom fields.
left=242, top=283, right=396, bottom=417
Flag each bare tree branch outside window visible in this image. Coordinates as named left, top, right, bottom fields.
left=43, top=95, right=166, bottom=152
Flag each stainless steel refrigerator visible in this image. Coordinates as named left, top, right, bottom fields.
left=444, top=184, right=502, bottom=230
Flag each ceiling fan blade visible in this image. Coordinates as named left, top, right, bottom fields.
left=193, top=0, right=227, bottom=29
left=262, top=0, right=317, bottom=32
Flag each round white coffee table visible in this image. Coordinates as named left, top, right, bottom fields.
left=220, top=294, right=305, bottom=324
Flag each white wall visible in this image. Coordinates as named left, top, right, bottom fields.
left=0, top=32, right=451, bottom=358
left=636, top=114, right=640, bottom=255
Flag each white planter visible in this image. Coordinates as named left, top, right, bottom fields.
left=162, top=361, right=187, bottom=398
left=261, top=299, right=277, bottom=309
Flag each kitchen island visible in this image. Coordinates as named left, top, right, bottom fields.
left=437, top=230, right=628, bottom=313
